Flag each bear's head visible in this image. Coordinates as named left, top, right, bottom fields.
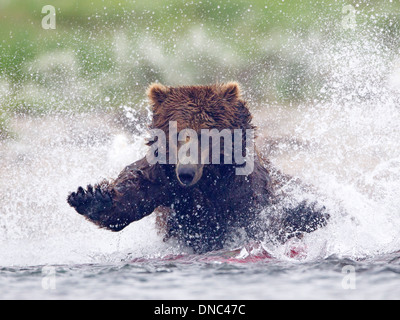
left=147, top=82, right=255, bottom=187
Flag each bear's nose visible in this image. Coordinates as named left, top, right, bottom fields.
left=177, top=165, right=197, bottom=186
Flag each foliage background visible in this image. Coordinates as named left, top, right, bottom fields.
left=0, top=0, right=399, bottom=137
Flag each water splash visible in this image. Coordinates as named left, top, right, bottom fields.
left=1, top=3, right=400, bottom=266
left=259, top=24, right=400, bottom=260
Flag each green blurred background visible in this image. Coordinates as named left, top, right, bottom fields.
left=0, top=0, right=399, bottom=138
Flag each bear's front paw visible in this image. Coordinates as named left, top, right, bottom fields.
left=67, top=184, right=113, bottom=220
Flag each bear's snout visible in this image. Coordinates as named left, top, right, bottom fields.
left=176, top=163, right=203, bottom=187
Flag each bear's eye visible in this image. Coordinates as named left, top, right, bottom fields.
left=177, top=136, right=191, bottom=145
left=177, top=135, right=193, bottom=147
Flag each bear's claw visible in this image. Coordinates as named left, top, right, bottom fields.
left=67, top=184, right=113, bottom=220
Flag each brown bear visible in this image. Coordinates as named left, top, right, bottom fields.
left=67, top=83, right=329, bottom=253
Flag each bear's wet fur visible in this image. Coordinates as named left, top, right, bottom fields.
left=67, top=83, right=329, bottom=253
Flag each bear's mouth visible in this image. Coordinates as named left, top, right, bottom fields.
left=178, top=173, right=195, bottom=186
left=176, top=163, right=204, bottom=187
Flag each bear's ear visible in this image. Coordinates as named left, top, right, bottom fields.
left=219, top=82, right=241, bottom=102
left=147, top=83, right=170, bottom=106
